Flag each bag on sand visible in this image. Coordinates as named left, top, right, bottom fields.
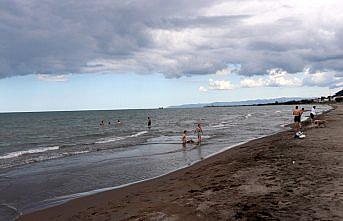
left=294, top=131, right=306, bottom=139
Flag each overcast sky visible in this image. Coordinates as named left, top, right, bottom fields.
left=0, top=0, right=342, bottom=112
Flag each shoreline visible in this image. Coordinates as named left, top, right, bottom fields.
left=19, top=104, right=343, bottom=220
left=20, top=134, right=276, bottom=216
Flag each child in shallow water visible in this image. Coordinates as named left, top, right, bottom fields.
left=182, top=130, right=194, bottom=145
left=195, top=123, right=203, bottom=143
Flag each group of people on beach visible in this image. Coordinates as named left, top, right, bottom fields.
left=292, top=105, right=317, bottom=138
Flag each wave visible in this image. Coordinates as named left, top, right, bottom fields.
left=67, top=150, right=90, bottom=155
left=0, top=146, right=59, bottom=160
left=211, top=124, right=226, bottom=128
left=245, top=113, right=252, bottom=119
left=95, top=131, right=148, bottom=144
left=128, top=131, right=148, bottom=137
left=95, top=137, right=125, bottom=144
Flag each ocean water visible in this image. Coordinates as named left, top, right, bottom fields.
left=0, top=105, right=329, bottom=170
left=0, top=105, right=331, bottom=220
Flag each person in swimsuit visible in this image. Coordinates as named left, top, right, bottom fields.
left=292, top=106, right=301, bottom=132
left=195, top=123, right=203, bottom=143
left=182, top=130, right=194, bottom=146
left=147, top=117, right=152, bottom=129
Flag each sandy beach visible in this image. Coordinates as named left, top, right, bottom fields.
left=19, top=104, right=343, bottom=221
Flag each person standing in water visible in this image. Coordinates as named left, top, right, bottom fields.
left=147, top=117, right=152, bottom=129
left=195, top=123, right=203, bottom=143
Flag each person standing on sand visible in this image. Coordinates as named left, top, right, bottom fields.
left=310, top=106, right=316, bottom=124
left=292, top=106, right=301, bottom=132
left=147, top=117, right=152, bottom=129
left=299, top=107, right=306, bottom=129
left=195, top=123, right=203, bottom=143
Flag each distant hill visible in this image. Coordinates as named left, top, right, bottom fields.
left=168, top=97, right=311, bottom=108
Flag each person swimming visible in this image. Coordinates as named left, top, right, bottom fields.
left=100, top=120, right=105, bottom=126
left=195, top=123, right=203, bottom=143
left=116, top=120, right=122, bottom=125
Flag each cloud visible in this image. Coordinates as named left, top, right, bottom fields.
left=302, top=70, right=343, bottom=89
left=240, top=68, right=342, bottom=89
left=215, top=64, right=241, bottom=76
left=266, top=68, right=302, bottom=87
left=37, top=74, right=68, bottom=82
left=1, top=0, right=343, bottom=83
left=240, top=68, right=302, bottom=88
left=208, top=78, right=235, bottom=90
left=240, top=78, right=265, bottom=88
left=198, top=86, right=208, bottom=92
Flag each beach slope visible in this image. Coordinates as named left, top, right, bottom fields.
left=19, top=104, right=343, bottom=221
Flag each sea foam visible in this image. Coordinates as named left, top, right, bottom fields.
left=0, top=146, right=59, bottom=160
left=95, top=131, right=148, bottom=144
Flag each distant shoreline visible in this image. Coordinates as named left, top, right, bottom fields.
left=204, top=101, right=335, bottom=108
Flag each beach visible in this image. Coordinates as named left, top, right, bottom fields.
left=3, top=105, right=326, bottom=221
left=18, top=104, right=343, bottom=221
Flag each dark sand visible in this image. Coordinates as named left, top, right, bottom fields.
left=19, top=104, right=343, bottom=221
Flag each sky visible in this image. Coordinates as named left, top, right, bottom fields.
left=0, top=0, right=342, bottom=112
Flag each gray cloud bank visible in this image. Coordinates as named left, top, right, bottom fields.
left=1, top=0, right=343, bottom=87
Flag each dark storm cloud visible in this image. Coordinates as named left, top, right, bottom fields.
left=1, top=0, right=343, bottom=83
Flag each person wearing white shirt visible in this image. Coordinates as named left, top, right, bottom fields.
left=310, top=106, right=316, bottom=123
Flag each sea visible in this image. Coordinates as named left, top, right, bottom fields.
left=0, top=105, right=331, bottom=220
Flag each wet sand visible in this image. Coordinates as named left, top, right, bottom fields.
left=19, top=104, right=343, bottom=221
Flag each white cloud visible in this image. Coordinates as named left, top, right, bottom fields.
left=240, top=68, right=302, bottom=88
left=266, top=68, right=302, bottom=87
left=215, top=65, right=241, bottom=76
left=302, top=70, right=343, bottom=89
left=198, top=86, right=208, bottom=92
left=37, top=74, right=68, bottom=82
left=239, top=68, right=343, bottom=89
left=240, top=78, right=265, bottom=88
left=208, top=78, right=235, bottom=90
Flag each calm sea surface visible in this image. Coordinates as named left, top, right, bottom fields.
left=0, top=105, right=331, bottom=220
